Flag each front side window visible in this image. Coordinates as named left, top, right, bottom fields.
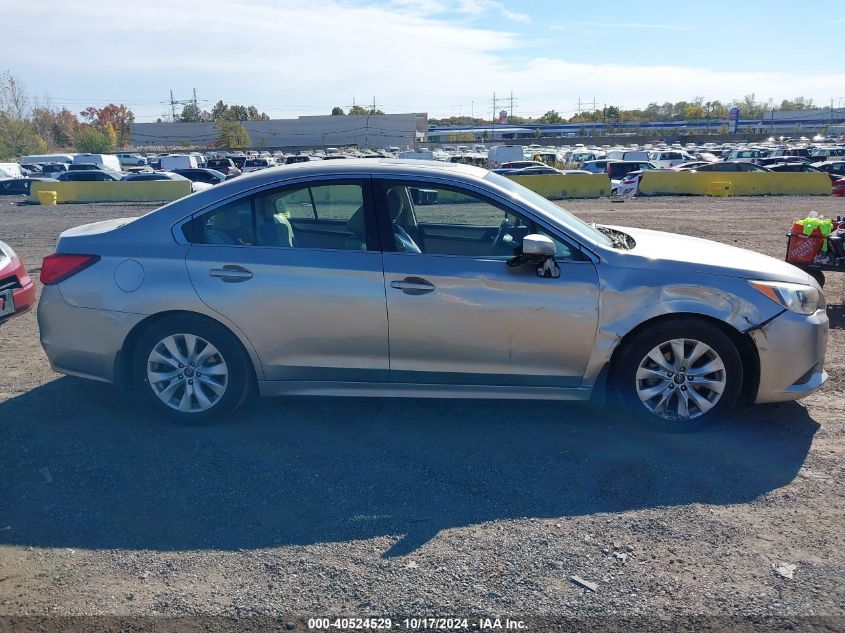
left=380, top=182, right=575, bottom=259
left=186, top=181, right=372, bottom=251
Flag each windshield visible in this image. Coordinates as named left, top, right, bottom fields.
left=484, top=171, right=612, bottom=247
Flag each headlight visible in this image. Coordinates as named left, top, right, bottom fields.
left=749, top=280, right=825, bottom=315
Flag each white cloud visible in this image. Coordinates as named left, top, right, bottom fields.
left=552, top=21, right=693, bottom=31
left=3, top=1, right=841, bottom=120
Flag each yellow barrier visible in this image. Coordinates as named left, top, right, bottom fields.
left=28, top=180, right=192, bottom=204
left=507, top=173, right=611, bottom=199
left=638, top=171, right=831, bottom=196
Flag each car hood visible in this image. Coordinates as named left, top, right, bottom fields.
left=607, top=225, right=814, bottom=284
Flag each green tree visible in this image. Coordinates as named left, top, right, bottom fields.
left=180, top=103, right=201, bottom=122
left=331, top=106, right=345, bottom=116
left=75, top=125, right=114, bottom=153
left=0, top=71, right=48, bottom=159
left=538, top=110, right=562, bottom=124
left=349, top=105, right=369, bottom=115
left=227, top=105, right=249, bottom=121
left=215, top=119, right=250, bottom=149
left=211, top=100, right=229, bottom=121
left=246, top=105, right=270, bottom=121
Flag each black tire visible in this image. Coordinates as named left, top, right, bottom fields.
left=132, top=314, right=252, bottom=424
left=611, top=318, right=743, bottom=432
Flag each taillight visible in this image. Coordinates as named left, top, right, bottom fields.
left=40, top=253, right=100, bottom=285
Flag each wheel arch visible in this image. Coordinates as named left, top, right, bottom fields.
left=605, top=312, right=760, bottom=404
left=113, top=309, right=261, bottom=391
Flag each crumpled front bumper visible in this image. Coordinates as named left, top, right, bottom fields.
left=750, top=308, right=829, bottom=403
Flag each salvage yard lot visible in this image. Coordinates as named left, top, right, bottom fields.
left=0, top=195, right=843, bottom=617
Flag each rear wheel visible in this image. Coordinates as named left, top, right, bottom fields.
left=133, top=315, right=252, bottom=424
left=612, top=319, right=743, bottom=431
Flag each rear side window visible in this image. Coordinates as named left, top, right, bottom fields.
left=185, top=181, right=373, bottom=251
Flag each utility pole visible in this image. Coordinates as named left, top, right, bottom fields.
left=577, top=98, right=581, bottom=116
left=170, top=89, right=176, bottom=121
left=491, top=92, right=497, bottom=141
left=509, top=91, right=514, bottom=121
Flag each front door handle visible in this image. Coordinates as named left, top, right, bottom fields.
left=390, top=277, right=435, bottom=295
left=209, top=265, right=253, bottom=282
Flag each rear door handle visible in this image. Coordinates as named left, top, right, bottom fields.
left=390, top=277, right=435, bottom=295
left=209, top=265, right=253, bottom=282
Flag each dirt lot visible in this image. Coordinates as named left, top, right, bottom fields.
left=0, top=195, right=843, bottom=624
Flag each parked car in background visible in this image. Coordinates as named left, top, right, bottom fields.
left=243, top=158, right=275, bottom=172
left=678, top=161, right=768, bottom=172
left=0, top=240, right=35, bottom=326
left=159, top=155, right=199, bottom=171
left=605, top=150, right=649, bottom=162
left=832, top=178, right=845, bottom=197
left=67, top=163, right=106, bottom=171
left=493, top=166, right=561, bottom=176
left=812, top=161, right=845, bottom=179
left=579, top=160, right=612, bottom=174
left=612, top=170, right=647, bottom=197
left=672, top=161, right=711, bottom=171
left=57, top=170, right=123, bottom=182
left=206, top=158, right=241, bottom=177
left=173, top=168, right=229, bottom=185
left=606, top=160, right=656, bottom=182
left=38, top=162, right=69, bottom=178
left=0, top=163, right=24, bottom=179
left=765, top=162, right=825, bottom=174
left=723, top=149, right=764, bottom=163
left=754, top=156, right=811, bottom=167
left=487, top=145, right=525, bottom=169
left=20, top=164, right=43, bottom=175
left=769, top=147, right=811, bottom=159
left=647, top=150, right=696, bottom=169
left=36, top=160, right=828, bottom=430
left=0, top=177, right=59, bottom=196
left=19, top=153, right=74, bottom=165
left=284, top=155, right=322, bottom=165
left=72, top=153, right=122, bottom=171
left=810, top=147, right=845, bottom=160
left=499, top=161, right=548, bottom=170
left=123, top=171, right=210, bottom=193
left=116, top=153, right=148, bottom=167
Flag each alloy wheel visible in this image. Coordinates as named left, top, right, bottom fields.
left=146, top=333, right=228, bottom=413
left=635, top=338, right=726, bottom=422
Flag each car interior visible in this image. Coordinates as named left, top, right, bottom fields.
left=384, top=184, right=570, bottom=259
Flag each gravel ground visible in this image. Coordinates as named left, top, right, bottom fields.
left=0, top=195, right=843, bottom=624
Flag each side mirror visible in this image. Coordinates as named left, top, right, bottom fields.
left=522, top=234, right=556, bottom=257
left=507, top=234, right=560, bottom=279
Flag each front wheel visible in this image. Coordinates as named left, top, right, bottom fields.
left=612, top=319, right=743, bottom=431
left=133, top=315, right=252, bottom=424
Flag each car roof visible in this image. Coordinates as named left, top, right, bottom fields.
left=127, top=160, right=495, bottom=233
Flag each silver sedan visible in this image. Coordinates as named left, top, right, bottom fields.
left=37, top=160, right=828, bottom=430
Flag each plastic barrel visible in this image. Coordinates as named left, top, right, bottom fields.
left=37, top=190, right=58, bottom=205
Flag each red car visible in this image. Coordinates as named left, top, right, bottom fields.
left=833, top=177, right=845, bottom=197
left=0, top=240, right=36, bottom=324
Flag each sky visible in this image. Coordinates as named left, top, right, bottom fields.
left=5, top=0, right=845, bottom=122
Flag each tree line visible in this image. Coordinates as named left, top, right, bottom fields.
left=429, top=95, right=824, bottom=126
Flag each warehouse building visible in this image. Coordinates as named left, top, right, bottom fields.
left=130, top=113, right=427, bottom=150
